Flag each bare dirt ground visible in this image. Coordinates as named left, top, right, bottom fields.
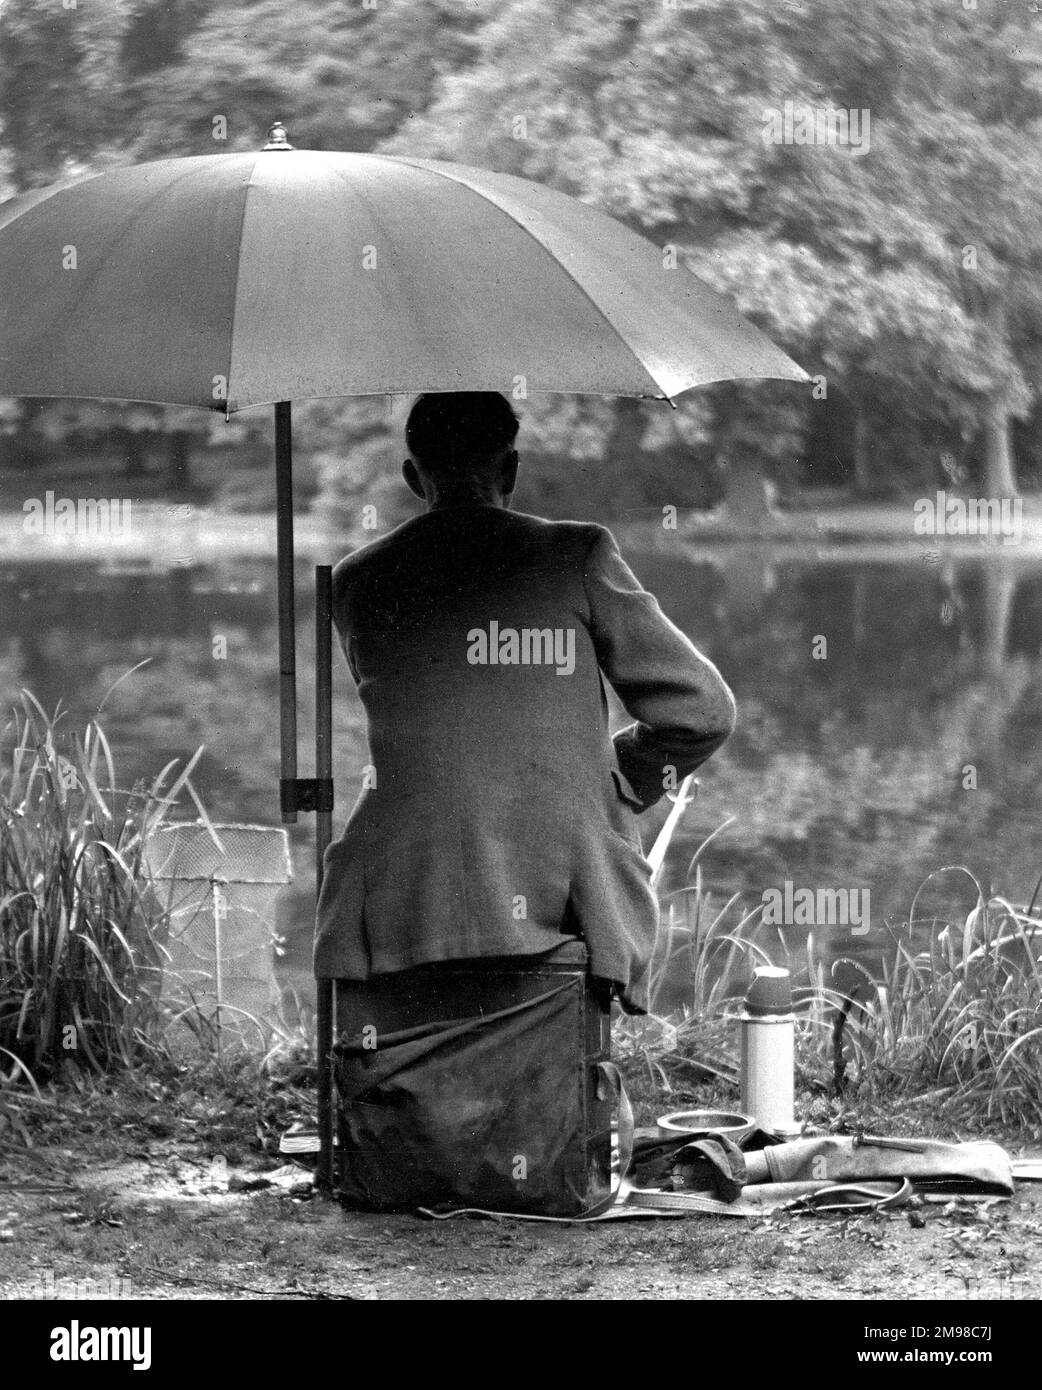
left=1, top=1137, right=1040, bottom=1301
left=2, top=1064, right=1039, bottom=1302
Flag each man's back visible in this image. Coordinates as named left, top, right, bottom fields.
left=314, top=503, right=734, bottom=1013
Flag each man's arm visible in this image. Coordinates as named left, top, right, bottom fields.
left=583, top=526, right=736, bottom=811
left=330, top=557, right=362, bottom=684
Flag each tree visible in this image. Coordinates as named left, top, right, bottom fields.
left=384, top=0, right=1042, bottom=503
left=3, top=0, right=1039, bottom=514
left=0, top=0, right=493, bottom=509
left=115, top=0, right=485, bottom=161
left=0, top=0, right=162, bottom=188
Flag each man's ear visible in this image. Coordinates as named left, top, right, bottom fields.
left=500, top=449, right=519, bottom=497
left=402, top=458, right=426, bottom=499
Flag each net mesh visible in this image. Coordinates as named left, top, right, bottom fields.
left=144, top=823, right=293, bottom=1045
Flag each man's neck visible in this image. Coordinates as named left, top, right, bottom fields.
left=426, top=491, right=508, bottom=512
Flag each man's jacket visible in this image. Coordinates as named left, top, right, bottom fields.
left=313, top=504, right=734, bottom=1013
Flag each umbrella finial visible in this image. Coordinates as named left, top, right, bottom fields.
left=263, top=121, right=294, bottom=151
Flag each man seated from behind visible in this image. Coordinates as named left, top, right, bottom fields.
left=315, top=392, right=735, bottom=1013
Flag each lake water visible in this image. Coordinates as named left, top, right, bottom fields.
left=2, top=533, right=1040, bottom=1019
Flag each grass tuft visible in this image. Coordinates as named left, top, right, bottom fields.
left=617, top=790, right=1042, bottom=1133
left=0, top=691, right=200, bottom=1083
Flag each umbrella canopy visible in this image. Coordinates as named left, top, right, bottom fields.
left=0, top=146, right=806, bottom=409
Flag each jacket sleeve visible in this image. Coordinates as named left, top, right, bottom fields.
left=330, top=558, right=362, bottom=684
left=583, top=526, right=736, bottom=811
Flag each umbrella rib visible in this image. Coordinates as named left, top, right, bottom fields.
left=225, top=153, right=264, bottom=415
left=369, top=153, right=670, bottom=401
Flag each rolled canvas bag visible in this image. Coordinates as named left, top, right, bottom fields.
left=752, top=1134, right=1014, bottom=1195
left=334, top=976, right=614, bottom=1217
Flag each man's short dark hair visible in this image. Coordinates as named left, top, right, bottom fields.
left=405, top=392, right=520, bottom=473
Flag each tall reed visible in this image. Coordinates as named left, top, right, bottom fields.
left=0, top=688, right=208, bottom=1081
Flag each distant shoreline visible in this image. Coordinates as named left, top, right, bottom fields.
left=2, top=499, right=1042, bottom=563
left=0, top=505, right=334, bottom=562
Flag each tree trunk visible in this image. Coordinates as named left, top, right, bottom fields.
left=603, top=397, right=645, bottom=469
left=980, top=296, right=1018, bottom=498
left=167, top=429, right=192, bottom=493
left=119, top=427, right=147, bottom=479
left=851, top=568, right=868, bottom=648
left=5, top=425, right=41, bottom=472
left=852, top=403, right=874, bottom=498
left=979, top=564, right=1017, bottom=678
left=6, top=401, right=46, bottom=472
left=982, top=394, right=1018, bottom=499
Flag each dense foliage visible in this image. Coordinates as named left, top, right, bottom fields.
left=1, top=0, right=1040, bottom=518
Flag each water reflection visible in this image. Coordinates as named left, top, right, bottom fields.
left=644, top=545, right=1042, bottom=1006
left=1, top=542, right=1040, bottom=1016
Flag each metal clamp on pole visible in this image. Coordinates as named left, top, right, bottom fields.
left=280, top=778, right=335, bottom=816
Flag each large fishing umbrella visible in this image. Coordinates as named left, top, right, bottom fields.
left=0, top=124, right=808, bottom=1180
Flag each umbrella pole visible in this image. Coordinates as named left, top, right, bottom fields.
left=314, top=565, right=335, bottom=1192
left=275, top=401, right=298, bottom=827
left=273, top=402, right=336, bottom=1190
